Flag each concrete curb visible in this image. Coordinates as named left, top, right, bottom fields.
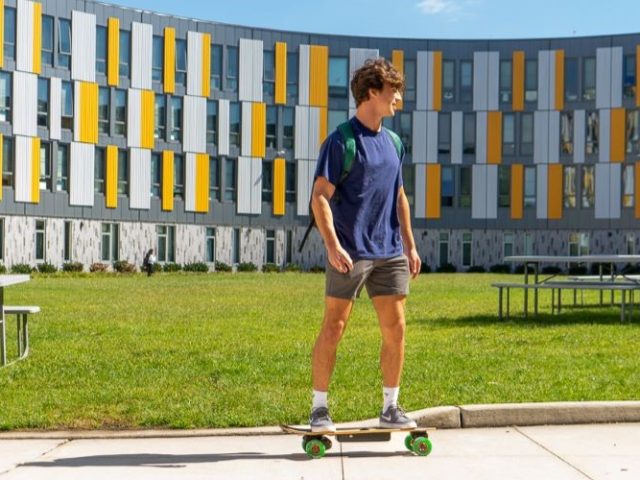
left=0, top=401, right=638, bottom=439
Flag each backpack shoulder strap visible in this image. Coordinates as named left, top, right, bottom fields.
left=337, top=121, right=356, bottom=184
left=383, top=127, right=404, bottom=159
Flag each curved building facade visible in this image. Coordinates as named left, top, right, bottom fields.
left=1, top=0, right=639, bottom=271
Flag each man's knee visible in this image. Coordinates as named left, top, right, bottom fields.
left=381, top=319, right=406, bottom=344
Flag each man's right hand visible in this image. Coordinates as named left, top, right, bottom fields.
left=327, top=244, right=353, bottom=273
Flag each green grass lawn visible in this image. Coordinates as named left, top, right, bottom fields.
left=0, top=272, right=638, bottom=430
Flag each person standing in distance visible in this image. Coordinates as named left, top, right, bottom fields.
left=309, top=58, right=421, bottom=432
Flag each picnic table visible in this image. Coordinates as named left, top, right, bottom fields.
left=0, top=275, right=31, bottom=366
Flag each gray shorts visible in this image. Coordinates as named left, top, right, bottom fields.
left=325, top=255, right=410, bottom=300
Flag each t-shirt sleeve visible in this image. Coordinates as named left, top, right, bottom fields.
left=314, top=132, right=345, bottom=186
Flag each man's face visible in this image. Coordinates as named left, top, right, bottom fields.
left=370, top=83, right=402, bottom=118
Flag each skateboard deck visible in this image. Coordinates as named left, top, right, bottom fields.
left=280, top=424, right=433, bottom=458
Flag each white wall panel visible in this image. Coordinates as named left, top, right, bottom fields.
left=296, top=159, right=315, bottom=216
left=250, top=157, right=262, bottom=214
left=241, top=102, right=253, bottom=157
left=426, top=52, right=436, bottom=111
left=187, top=31, right=203, bottom=96
left=71, top=10, right=96, bottom=82
left=537, top=50, right=552, bottom=111
left=610, top=47, right=623, bottom=108
left=426, top=111, right=438, bottom=164
left=218, top=99, right=230, bottom=156
left=237, top=157, right=261, bottom=214
left=253, top=41, right=263, bottom=102
left=486, top=165, right=498, bottom=219
left=12, top=71, right=37, bottom=137
left=533, top=111, right=549, bottom=164
left=308, top=107, right=321, bottom=160
left=183, top=95, right=207, bottom=153
left=536, top=165, right=548, bottom=219
left=50, top=78, right=62, bottom=140
left=349, top=48, right=379, bottom=109
left=131, top=22, right=153, bottom=90
left=16, top=0, right=35, bottom=73
left=129, top=148, right=151, bottom=210
left=239, top=39, right=263, bottom=102
left=595, top=163, right=610, bottom=219
left=473, top=52, right=488, bottom=111
left=70, top=142, right=95, bottom=206
left=416, top=51, right=429, bottom=111
left=487, top=52, right=500, bottom=111
left=295, top=106, right=309, bottom=160
left=573, top=110, right=586, bottom=164
left=596, top=48, right=611, bottom=109
left=476, top=111, right=487, bottom=164
left=298, top=45, right=310, bottom=106
left=609, top=163, right=621, bottom=219
left=126, top=89, right=141, bottom=148
left=599, top=108, right=611, bottom=164
left=471, top=164, right=487, bottom=219
left=14, top=136, right=33, bottom=203
left=185, top=152, right=198, bottom=212
left=412, top=111, right=427, bottom=163
left=451, top=111, right=463, bottom=164
left=548, top=111, right=560, bottom=164
left=414, top=164, right=426, bottom=218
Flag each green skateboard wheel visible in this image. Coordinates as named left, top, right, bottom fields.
left=305, top=438, right=326, bottom=459
left=404, top=434, right=415, bottom=451
left=412, top=436, right=433, bottom=456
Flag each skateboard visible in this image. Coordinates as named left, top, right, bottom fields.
left=280, top=424, right=433, bottom=459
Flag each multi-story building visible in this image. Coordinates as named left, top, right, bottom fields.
left=0, top=0, right=639, bottom=271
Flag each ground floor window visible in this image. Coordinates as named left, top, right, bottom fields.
left=64, top=221, right=72, bottom=261
left=157, top=225, right=176, bottom=263
left=0, top=218, right=4, bottom=261
left=35, top=220, right=46, bottom=261
left=503, top=231, right=514, bottom=259
left=285, top=230, right=293, bottom=265
left=568, top=232, right=589, bottom=256
left=439, top=232, right=449, bottom=267
left=461, top=232, right=472, bottom=267
left=524, top=232, right=535, bottom=255
left=265, top=229, right=275, bottom=264
left=101, top=223, right=119, bottom=262
left=626, top=233, right=636, bottom=255
left=232, top=228, right=240, bottom=264
left=206, top=227, right=216, bottom=263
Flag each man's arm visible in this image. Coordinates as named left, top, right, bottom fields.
left=311, top=176, right=353, bottom=273
left=397, top=186, right=421, bottom=278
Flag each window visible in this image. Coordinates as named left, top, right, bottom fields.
left=232, top=228, right=240, bottom=264
left=119, top=30, right=131, bottom=78
left=569, top=233, right=589, bottom=256
left=524, top=233, right=535, bottom=255
left=98, top=87, right=110, bottom=134
left=265, top=229, right=276, bottom=264
left=329, top=57, right=348, bottom=97
left=459, top=166, right=472, bottom=208
left=56, top=143, right=69, bottom=192
left=0, top=218, right=5, bottom=261
left=460, top=60, right=473, bottom=103
left=403, top=163, right=415, bottom=207
left=174, top=154, right=184, bottom=198
left=463, top=112, right=475, bottom=154
left=564, top=166, right=577, bottom=208
left=209, top=157, right=220, bottom=200
left=462, top=232, right=472, bottom=268
left=503, top=232, right=514, bottom=258
left=156, top=225, right=175, bottom=263
left=561, top=112, right=573, bottom=154
left=117, top=150, right=128, bottom=195
left=155, top=95, right=166, bottom=139
left=211, top=44, right=222, bottom=90
left=583, top=57, right=596, bottom=101
left=399, top=112, right=412, bottom=155
left=151, top=152, right=161, bottom=197
left=152, top=36, right=163, bottom=83
left=521, top=112, right=533, bottom=155
left=207, top=100, right=218, bottom=144
left=4, top=7, right=16, bottom=61
left=37, top=79, right=49, bottom=127
left=524, top=166, right=536, bottom=208
left=39, top=141, right=51, bottom=190
left=328, top=110, right=347, bottom=134
left=286, top=230, right=293, bottom=265
left=626, top=110, right=640, bottom=155
left=438, top=112, right=451, bottom=154
left=287, top=51, right=298, bottom=103
left=263, top=50, right=275, bottom=97
left=262, top=160, right=272, bottom=202
left=170, top=96, right=183, bottom=142
left=441, top=166, right=454, bottom=207
left=94, top=147, right=105, bottom=194
left=2, top=137, right=13, bottom=187
left=41, top=15, right=54, bottom=67
left=96, top=25, right=107, bottom=75
left=175, top=38, right=187, bottom=86
left=586, top=111, right=599, bottom=155
left=229, top=102, right=241, bottom=147
left=502, top=113, right=515, bottom=156
left=0, top=71, right=11, bottom=122
left=498, top=166, right=510, bottom=208
left=623, top=164, right=634, bottom=208
left=582, top=165, right=595, bottom=208
left=624, top=55, right=636, bottom=99
left=626, top=234, right=636, bottom=255
left=64, top=221, right=72, bottom=262
left=58, top=18, right=71, bottom=69
left=525, top=59, right=537, bottom=102
left=114, top=89, right=126, bottom=136
left=35, top=220, right=46, bottom=262
left=438, top=232, right=449, bottom=267
left=282, top=107, right=294, bottom=150
left=442, top=60, right=455, bottom=103
left=206, top=227, right=216, bottom=263
left=499, top=60, right=512, bottom=104
left=224, top=157, right=236, bottom=201
left=101, top=223, right=119, bottom=262
left=404, top=59, right=416, bottom=102
left=286, top=161, right=296, bottom=202
left=565, top=57, right=578, bottom=101
left=266, top=106, right=277, bottom=148
left=226, top=45, right=238, bottom=92
left=61, top=81, right=73, bottom=130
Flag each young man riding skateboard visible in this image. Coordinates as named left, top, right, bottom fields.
left=309, top=58, right=421, bottom=432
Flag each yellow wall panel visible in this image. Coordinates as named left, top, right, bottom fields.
left=610, top=108, right=626, bottom=163
left=275, top=42, right=287, bottom=105
left=106, top=145, right=118, bottom=208
left=32, top=1, right=41, bottom=74
left=162, top=150, right=174, bottom=211
left=548, top=164, right=563, bottom=220
left=252, top=102, right=266, bottom=158
left=31, top=137, right=40, bottom=204
left=80, top=82, right=99, bottom=144
left=141, top=90, right=155, bottom=149
left=0, top=0, right=4, bottom=67
left=432, top=51, right=442, bottom=112
left=201, top=33, right=211, bottom=97
left=487, top=111, right=502, bottom=165
left=107, top=18, right=120, bottom=86
left=195, top=153, right=209, bottom=213
left=512, top=51, right=525, bottom=111
left=319, top=107, right=328, bottom=145
left=426, top=164, right=441, bottom=219
left=273, top=157, right=285, bottom=216
left=510, top=164, right=524, bottom=219
left=554, top=50, right=564, bottom=111
left=164, top=27, right=176, bottom=94
left=392, top=50, right=404, bottom=110
left=309, top=45, right=328, bottom=107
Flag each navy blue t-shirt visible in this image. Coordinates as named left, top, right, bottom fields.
left=314, top=116, right=405, bottom=261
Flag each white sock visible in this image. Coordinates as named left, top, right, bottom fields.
left=312, top=390, right=328, bottom=411
left=383, top=386, right=399, bottom=412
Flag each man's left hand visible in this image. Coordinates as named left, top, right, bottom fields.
left=406, top=248, right=421, bottom=279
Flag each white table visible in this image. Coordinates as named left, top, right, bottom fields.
left=0, top=275, right=30, bottom=366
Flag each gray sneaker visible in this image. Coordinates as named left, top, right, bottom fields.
left=379, top=405, right=417, bottom=429
left=309, top=407, right=336, bottom=432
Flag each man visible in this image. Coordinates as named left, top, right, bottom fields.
left=309, top=58, right=421, bottom=432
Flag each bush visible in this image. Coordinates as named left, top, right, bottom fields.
left=541, top=265, right=563, bottom=275
left=62, top=262, right=83, bottom=272
left=467, top=265, right=486, bottom=273
left=514, top=264, right=535, bottom=274
left=420, top=263, right=431, bottom=274
left=113, top=260, right=136, bottom=273
left=568, top=265, right=588, bottom=276
left=237, top=262, right=258, bottom=272
left=489, top=264, right=511, bottom=274
left=590, top=263, right=614, bottom=275
left=262, top=263, right=280, bottom=273
left=436, top=263, right=457, bottom=273
left=0, top=264, right=6, bottom=274
left=37, top=262, right=58, bottom=274
left=162, top=263, right=182, bottom=272
left=11, top=263, right=33, bottom=274
left=309, top=265, right=325, bottom=273
left=89, top=262, right=109, bottom=273
left=215, top=261, right=232, bottom=272
left=284, top=263, right=301, bottom=272
left=184, top=262, right=209, bottom=273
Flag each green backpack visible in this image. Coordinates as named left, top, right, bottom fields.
left=298, top=120, right=403, bottom=253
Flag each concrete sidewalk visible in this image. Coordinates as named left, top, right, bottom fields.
left=1, top=423, right=638, bottom=480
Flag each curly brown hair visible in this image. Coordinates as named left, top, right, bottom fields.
left=350, top=58, right=405, bottom=107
